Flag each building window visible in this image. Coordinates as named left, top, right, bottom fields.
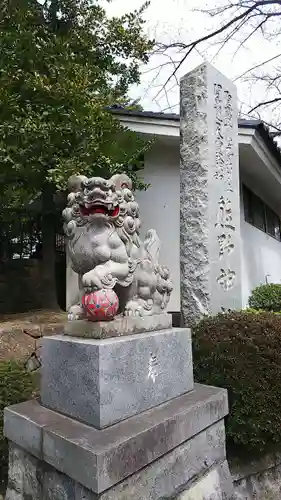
left=243, top=185, right=252, bottom=224
left=266, top=206, right=281, bottom=240
left=242, top=184, right=281, bottom=241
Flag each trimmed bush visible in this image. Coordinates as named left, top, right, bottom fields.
left=0, top=361, right=34, bottom=491
left=192, top=310, right=281, bottom=457
left=249, top=283, right=281, bottom=312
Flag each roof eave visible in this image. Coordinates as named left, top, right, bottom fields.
left=111, top=108, right=281, bottom=165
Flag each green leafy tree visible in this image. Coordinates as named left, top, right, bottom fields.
left=0, top=0, right=153, bottom=308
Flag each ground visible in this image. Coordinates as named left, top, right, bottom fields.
left=0, top=310, right=67, bottom=361
left=0, top=311, right=67, bottom=498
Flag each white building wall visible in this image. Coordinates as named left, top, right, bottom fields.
left=240, top=185, right=281, bottom=308
left=66, top=127, right=281, bottom=314
left=136, top=141, right=181, bottom=312
left=138, top=143, right=281, bottom=312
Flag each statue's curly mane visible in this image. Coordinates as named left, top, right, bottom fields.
left=115, top=200, right=142, bottom=254
left=62, top=175, right=142, bottom=256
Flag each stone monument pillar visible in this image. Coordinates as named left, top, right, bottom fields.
left=180, top=63, right=242, bottom=325
left=4, top=172, right=234, bottom=499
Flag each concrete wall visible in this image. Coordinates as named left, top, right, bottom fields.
left=240, top=181, right=281, bottom=308
left=136, top=141, right=180, bottom=312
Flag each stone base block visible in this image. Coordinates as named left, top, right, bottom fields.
left=4, top=384, right=229, bottom=496
left=64, top=313, right=172, bottom=339
left=176, top=460, right=234, bottom=500
left=41, top=328, right=193, bottom=428
left=5, top=432, right=233, bottom=500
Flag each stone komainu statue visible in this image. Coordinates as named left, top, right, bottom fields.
left=63, top=173, right=173, bottom=319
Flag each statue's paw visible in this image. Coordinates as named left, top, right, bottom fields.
left=68, top=312, right=82, bottom=321
left=82, top=271, right=103, bottom=292
left=125, top=307, right=143, bottom=317
left=124, top=300, right=144, bottom=317
left=82, top=269, right=117, bottom=292
left=68, top=305, right=84, bottom=321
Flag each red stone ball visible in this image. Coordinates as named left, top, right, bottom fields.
left=82, top=289, right=119, bottom=322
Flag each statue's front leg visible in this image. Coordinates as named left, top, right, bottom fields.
left=82, top=261, right=129, bottom=292
left=67, top=274, right=85, bottom=320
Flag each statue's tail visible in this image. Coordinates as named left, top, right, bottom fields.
left=144, top=229, right=173, bottom=301
left=144, top=229, right=160, bottom=265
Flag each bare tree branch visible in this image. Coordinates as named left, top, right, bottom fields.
left=239, top=107, right=281, bottom=132
left=144, top=0, right=281, bottom=132
left=232, top=16, right=269, bottom=56
left=154, top=0, right=281, bottom=98
left=233, top=53, right=281, bottom=81
left=249, top=97, right=281, bottom=112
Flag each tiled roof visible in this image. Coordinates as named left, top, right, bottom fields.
left=111, top=108, right=180, bottom=121
left=111, top=108, right=281, bottom=165
left=237, top=119, right=281, bottom=165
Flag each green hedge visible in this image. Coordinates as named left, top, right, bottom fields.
left=0, top=361, right=34, bottom=491
left=192, top=310, right=281, bottom=456
left=249, top=283, right=281, bottom=312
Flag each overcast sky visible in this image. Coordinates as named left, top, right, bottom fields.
left=106, top=0, right=281, bottom=126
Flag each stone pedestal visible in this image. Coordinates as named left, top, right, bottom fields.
left=5, top=385, right=232, bottom=500
left=4, top=316, right=234, bottom=500
left=41, top=329, right=193, bottom=428
left=63, top=312, right=172, bottom=338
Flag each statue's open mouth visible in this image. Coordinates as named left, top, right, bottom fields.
left=80, top=204, right=120, bottom=217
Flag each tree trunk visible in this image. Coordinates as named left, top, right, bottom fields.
left=41, top=183, right=59, bottom=310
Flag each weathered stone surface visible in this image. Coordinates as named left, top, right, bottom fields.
left=92, top=420, right=227, bottom=499
left=5, top=432, right=232, bottom=500
left=5, top=490, right=23, bottom=500
left=75, top=483, right=96, bottom=500
left=5, top=446, right=96, bottom=500
left=231, top=451, right=281, bottom=500
left=4, top=384, right=228, bottom=494
left=41, top=328, right=193, bottom=428
left=64, top=313, right=172, bottom=339
left=4, top=399, right=63, bottom=459
left=5, top=443, right=42, bottom=500
left=180, top=63, right=242, bottom=325
left=12, top=439, right=281, bottom=500
left=176, top=460, right=233, bottom=500
left=5, top=422, right=228, bottom=500
left=43, top=467, right=76, bottom=500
